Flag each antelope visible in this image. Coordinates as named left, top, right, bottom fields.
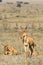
left=21, top=29, right=36, bottom=56
left=4, top=45, right=18, bottom=55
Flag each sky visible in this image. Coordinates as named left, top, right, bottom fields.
left=2, top=0, right=43, bottom=4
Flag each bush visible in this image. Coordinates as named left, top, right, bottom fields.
left=16, top=15, right=20, bottom=17
left=16, top=1, right=23, bottom=4
left=24, top=2, right=29, bottom=4
left=0, top=0, right=2, bottom=2
left=16, top=3, right=21, bottom=7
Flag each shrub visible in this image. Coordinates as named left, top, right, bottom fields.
left=16, top=15, right=20, bottom=17
left=16, top=3, right=21, bottom=7
left=24, top=2, right=29, bottom=4
left=0, top=0, right=2, bottom=2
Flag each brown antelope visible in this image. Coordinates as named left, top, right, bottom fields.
left=4, top=45, right=18, bottom=55
left=21, top=30, right=36, bottom=56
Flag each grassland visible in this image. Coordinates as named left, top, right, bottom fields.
left=0, top=2, right=43, bottom=65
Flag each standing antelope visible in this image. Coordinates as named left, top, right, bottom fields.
left=21, top=30, right=36, bottom=56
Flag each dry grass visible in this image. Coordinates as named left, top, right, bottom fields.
left=0, top=3, right=43, bottom=65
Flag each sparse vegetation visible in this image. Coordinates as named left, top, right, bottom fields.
left=16, top=3, right=21, bottom=7
left=16, top=1, right=23, bottom=4
left=16, top=15, right=20, bottom=17
left=24, top=2, right=29, bottom=4
left=0, top=2, right=43, bottom=65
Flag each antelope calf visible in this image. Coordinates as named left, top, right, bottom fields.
left=4, top=45, right=18, bottom=55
